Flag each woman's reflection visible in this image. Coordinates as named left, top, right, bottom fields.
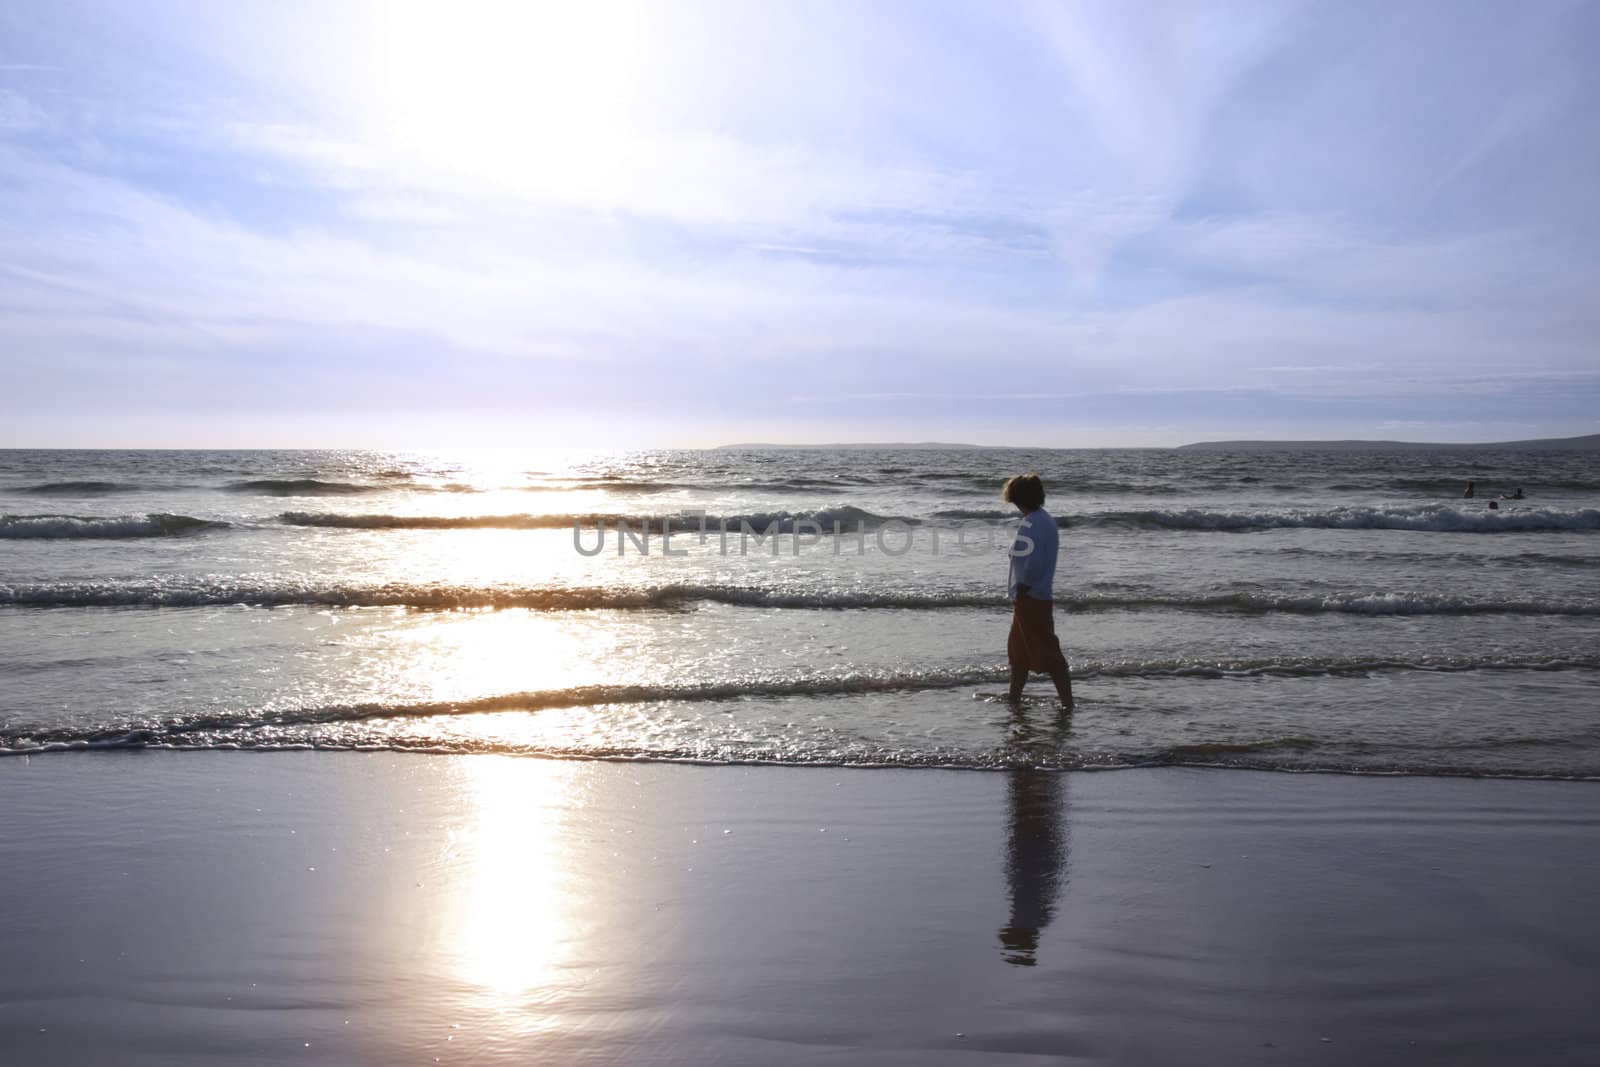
left=998, top=711, right=1069, bottom=966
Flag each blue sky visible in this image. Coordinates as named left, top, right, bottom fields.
left=2, top=0, right=1597, bottom=447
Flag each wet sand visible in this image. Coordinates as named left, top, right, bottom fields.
left=3, top=752, right=1598, bottom=1064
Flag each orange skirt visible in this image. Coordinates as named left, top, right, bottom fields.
left=1007, top=593, right=1068, bottom=674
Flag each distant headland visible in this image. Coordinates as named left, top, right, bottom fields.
left=715, top=434, right=1600, bottom=451
left=1177, top=433, right=1600, bottom=452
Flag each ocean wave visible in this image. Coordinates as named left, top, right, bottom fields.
left=3, top=579, right=1597, bottom=616
left=514, top=479, right=682, bottom=493
left=1074, top=505, right=1600, bottom=533
left=5, top=653, right=1596, bottom=760
left=0, top=513, right=227, bottom=539
left=278, top=505, right=898, bottom=532
left=580, top=477, right=866, bottom=492
left=1159, top=738, right=1320, bottom=757
left=14, top=670, right=1012, bottom=743
left=932, top=508, right=1013, bottom=520
left=0, top=579, right=999, bottom=610
left=14, top=480, right=146, bottom=495
left=8, top=739, right=1594, bottom=779
left=1378, top=477, right=1600, bottom=493
left=1084, top=653, right=1600, bottom=677
left=734, top=478, right=874, bottom=491
left=922, top=469, right=1185, bottom=489
left=225, top=479, right=385, bottom=496
left=1275, top=546, right=1600, bottom=569
left=1096, top=590, right=1600, bottom=616
left=445, top=479, right=850, bottom=494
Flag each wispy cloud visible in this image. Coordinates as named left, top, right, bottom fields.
left=2, top=1, right=1598, bottom=445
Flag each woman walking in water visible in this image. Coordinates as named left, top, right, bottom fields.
left=1003, top=473, right=1074, bottom=708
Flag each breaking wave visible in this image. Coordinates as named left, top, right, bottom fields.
left=931, top=508, right=1013, bottom=520
left=1274, top=546, right=1600, bottom=570
left=3, top=579, right=1596, bottom=616
left=923, top=473, right=1185, bottom=494
left=1375, top=477, right=1600, bottom=494
left=5, top=653, right=1596, bottom=763
left=1075, top=505, right=1600, bottom=533
left=278, top=505, right=897, bottom=532
left=266, top=505, right=1600, bottom=535
left=0, top=579, right=997, bottom=610
left=0, top=513, right=227, bottom=539
left=14, top=481, right=150, bottom=495
left=225, top=479, right=385, bottom=496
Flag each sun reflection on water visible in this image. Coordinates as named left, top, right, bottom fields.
left=452, top=757, right=583, bottom=999
left=391, top=609, right=618, bottom=703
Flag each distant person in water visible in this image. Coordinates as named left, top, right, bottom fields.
left=1463, top=482, right=1476, bottom=499
left=1003, top=473, right=1073, bottom=707
left=1512, top=487, right=1525, bottom=499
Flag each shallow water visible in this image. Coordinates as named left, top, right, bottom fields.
left=2, top=446, right=1597, bottom=775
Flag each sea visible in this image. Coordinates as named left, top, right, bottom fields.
left=2, top=446, right=1597, bottom=777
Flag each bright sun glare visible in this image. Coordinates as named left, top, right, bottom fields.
left=453, top=756, right=582, bottom=998
left=358, top=1, right=658, bottom=197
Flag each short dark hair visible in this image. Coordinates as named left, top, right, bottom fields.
left=1002, top=472, right=1045, bottom=510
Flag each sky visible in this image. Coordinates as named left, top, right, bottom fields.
left=1, top=0, right=1598, bottom=448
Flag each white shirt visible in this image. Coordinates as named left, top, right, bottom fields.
left=1008, top=508, right=1059, bottom=601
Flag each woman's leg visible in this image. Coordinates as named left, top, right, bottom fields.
left=1007, top=603, right=1029, bottom=700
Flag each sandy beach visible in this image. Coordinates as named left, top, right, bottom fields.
left=2, top=754, right=1597, bottom=1065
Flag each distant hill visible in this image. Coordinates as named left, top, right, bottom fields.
left=712, top=434, right=1600, bottom=452
left=1178, top=433, right=1600, bottom=452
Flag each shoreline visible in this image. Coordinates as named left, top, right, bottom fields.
left=8, top=744, right=1600, bottom=783
left=4, top=752, right=1599, bottom=1064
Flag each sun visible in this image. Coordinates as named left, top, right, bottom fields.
left=353, top=1, right=659, bottom=196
